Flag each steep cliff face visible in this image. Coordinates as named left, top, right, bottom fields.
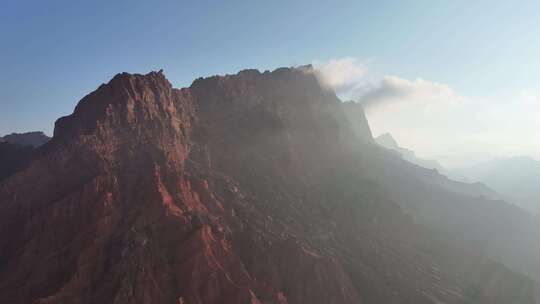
left=0, top=68, right=537, bottom=304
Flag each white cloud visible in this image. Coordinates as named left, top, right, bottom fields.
left=312, top=57, right=367, bottom=92
left=354, top=76, right=462, bottom=109
left=312, top=58, right=461, bottom=109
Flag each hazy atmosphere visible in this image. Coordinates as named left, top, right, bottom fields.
left=3, top=1, right=540, bottom=166
left=2, top=2, right=540, bottom=304
left=314, top=57, right=540, bottom=167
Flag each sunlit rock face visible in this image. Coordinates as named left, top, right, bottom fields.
left=0, top=68, right=537, bottom=304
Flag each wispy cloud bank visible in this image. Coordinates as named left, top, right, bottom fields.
left=354, top=76, right=461, bottom=109
left=312, top=57, right=540, bottom=166
left=313, top=57, right=461, bottom=109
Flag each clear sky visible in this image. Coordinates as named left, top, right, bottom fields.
left=2, top=0, right=540, bottom=166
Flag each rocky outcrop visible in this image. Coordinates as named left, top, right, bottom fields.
left=0, top=68, right=537, bottom=304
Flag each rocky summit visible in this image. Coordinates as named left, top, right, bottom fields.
left=0, top=67, right=538, bottom=304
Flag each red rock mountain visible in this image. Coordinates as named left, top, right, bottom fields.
left=0, top=68, right=538, bottom=304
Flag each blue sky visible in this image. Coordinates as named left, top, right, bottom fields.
left=1, top=0, right=539, bottom=165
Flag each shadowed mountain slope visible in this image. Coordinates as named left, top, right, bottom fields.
left=0, top=142, right=35, bottom=182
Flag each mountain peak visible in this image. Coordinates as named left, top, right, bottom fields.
left=53, top=70, right=175, bottom=140
left=53, top=66, right=339, bottom=139
left=375, top=132, right=445, bottom=171
left=375, top=133, right=399, bottom=149
left=189, top=66, right=320, bottom=90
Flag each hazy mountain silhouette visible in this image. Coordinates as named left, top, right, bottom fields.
left=452, top=156, right=540, bottom=214
left=375, top=133, right=444, bottom=171
left=1, top=131, right=50, bottom=147
left=374, top=132, right=500, bottom=200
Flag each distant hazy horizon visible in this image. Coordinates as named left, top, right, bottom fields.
left=2, top=0, right=540, bottom=167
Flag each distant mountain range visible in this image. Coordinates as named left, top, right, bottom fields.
left=0, top=131, right=50, bottom=147
left=452, top=156, right=540, bottom=214
left=1, top=67, right=540, bottom=303
left=375, top=133, right=444, bottom=172
left=374, top=133, right=540, bottom=214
